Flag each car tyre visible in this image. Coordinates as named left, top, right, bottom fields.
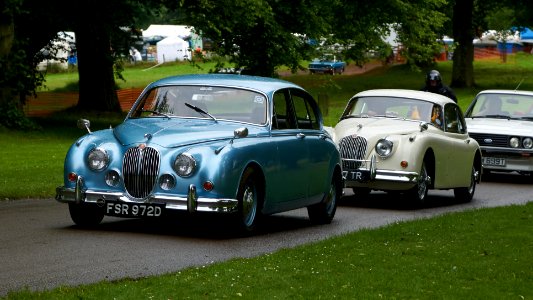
left=407, top=161, right=429, bottom=206
left=307, top=176, right=339, bottom=224
left=454, top=165, right=477, bottom=202
left=235, top=167, right=262, bottom=234
left=68, top=202, right=104, bottom=227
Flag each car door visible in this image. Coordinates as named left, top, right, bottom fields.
left=264, top=88, right=309, bottom=213
left=290, top=88, right=332, bottom=203
left=441, top=103, right=474, bottom=186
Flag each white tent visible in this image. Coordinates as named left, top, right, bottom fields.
left=156, top=36, right=191, bottom=62
left=143, top=25, right=192, bottom=39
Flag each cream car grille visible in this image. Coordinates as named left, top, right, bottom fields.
left=339, top=135, right=367, bottom=169
left=123, top=146, right=160, bottom=199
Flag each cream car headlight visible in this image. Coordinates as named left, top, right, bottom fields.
left=510, top=137, right=520, bottom=148
left=375, top=139, right=393, bottom=157
left=523, top=137, right=533, bottom=149
left=87, top=147, right=109, bottom=171
left=173, top=153, right=196, bottom=177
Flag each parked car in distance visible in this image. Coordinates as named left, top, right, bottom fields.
left=308, top=54, right=345, bottom=75
left=464, top=89, right=533, bottom=177
left=55, top=74, right=343, bottom=235
left=325, top=89, right=482, bottom=205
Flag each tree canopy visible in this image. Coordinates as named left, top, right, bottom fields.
left=2, top=0, right=533, bottom=129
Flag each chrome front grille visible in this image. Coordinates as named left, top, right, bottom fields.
left=468, top=133, right=508, bottom=147
left=123, top=146, right=160, bottom=199
left=339, top=135, right=367, bottom=169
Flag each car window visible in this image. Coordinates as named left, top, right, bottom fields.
left=272, top=89, right=296, bottom=129
left=343, top=96, right=434, bottom=121
left=291, top=89, right=320, bottom=130
left=130, top=85, right=267, bottom=124
left=467, top=93, right=533, bottom=119
left=430, top=104, right=444, bottom=129
left=444, top=104, right=466, bottom=134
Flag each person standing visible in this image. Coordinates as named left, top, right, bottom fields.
left=421, top=70, right=457, bottom=103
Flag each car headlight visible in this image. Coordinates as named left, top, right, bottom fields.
left=87, top=147, right=109, bottom=171
left=173, top=153, right=196, bottom=177
left=375, top=139, right=393, bottom=157
left=510, top=137, right=520, bottom=148
left=523, top=137, right=533, bottom=149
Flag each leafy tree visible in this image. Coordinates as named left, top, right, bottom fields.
left=0, top=0, right=66, bottom=129
left=450, top=0, right=533, bottom=88
left=332, top=0, right=447, bottom=70
left=180, top=0, right=331, bottom=77
left=181, top=0, right=450, bottom=77
left=485, top=7, right=517, bottom=63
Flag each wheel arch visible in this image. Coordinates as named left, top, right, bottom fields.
left=240, top=162, right=266, bottom=210
left=333, top=163, right=344, bottom=199
left=423, top=148, right=436, bottom=189
left=474, top=149, right=483, bottom=183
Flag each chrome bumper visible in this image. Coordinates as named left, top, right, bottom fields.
left=342, top=154, right=420, bottom=184
left=55, top=177, right=238, bottom=214
left=343, top=169, right=420, bottom=183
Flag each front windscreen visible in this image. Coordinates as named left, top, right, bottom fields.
left=342, top=96, right=436, bottom=122
left=129, top=85, right=268, bottom=125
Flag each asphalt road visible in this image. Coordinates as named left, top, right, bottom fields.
left=1, top=172, right=531, bottom=296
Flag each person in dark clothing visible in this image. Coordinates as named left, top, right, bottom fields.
left=421, top=70, right=457, bottom=103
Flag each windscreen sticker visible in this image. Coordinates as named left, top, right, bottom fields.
left=254, top=96, right=265, bottom=104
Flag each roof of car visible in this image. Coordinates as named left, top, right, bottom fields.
left=147, top=74, right=304, bottom=93
left=352, top=89, right=456, bottom=106
left=476, top=89, right=533, bottom=97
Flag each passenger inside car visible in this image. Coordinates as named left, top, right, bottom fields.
left=430, top=105, right=443, bottom=128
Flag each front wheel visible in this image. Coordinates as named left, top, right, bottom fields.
left=235, top=167, right=262, bottom=234
left=68, top=202, right=104, bottom=227
left=454, top=165, right=477, bottom=202
left=406, top=161, right=430, bottom=206
left=307, top=176, right=339, bottom=224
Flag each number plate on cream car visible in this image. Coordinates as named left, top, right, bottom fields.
left=483, top=157, right=505, bottom=166
left=105, top=202, right=164, bottom=217
left=342, top=170, right=371, bottom=182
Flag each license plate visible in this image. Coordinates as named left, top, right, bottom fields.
left=342, top=170, right=371, bottom=182
left=483, top=157, right=505, bottom=166
left=105, top=202, right=164, bottom=218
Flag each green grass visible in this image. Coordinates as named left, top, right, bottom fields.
left=4, top=202, right=533, bottom=299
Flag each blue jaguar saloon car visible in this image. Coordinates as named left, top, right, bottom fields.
left=56, top=74, right=343, bottom=234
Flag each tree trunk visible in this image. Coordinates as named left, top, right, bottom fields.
left=451, top=0, right=475, bottom=88
left=75, top=23, right=122, bottom=112
left=0, top=8, right=15, bottom=110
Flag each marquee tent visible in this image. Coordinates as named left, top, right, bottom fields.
left=156, top=36, right=191, bottom=62
left=143, top=25, right=192, bottom=39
